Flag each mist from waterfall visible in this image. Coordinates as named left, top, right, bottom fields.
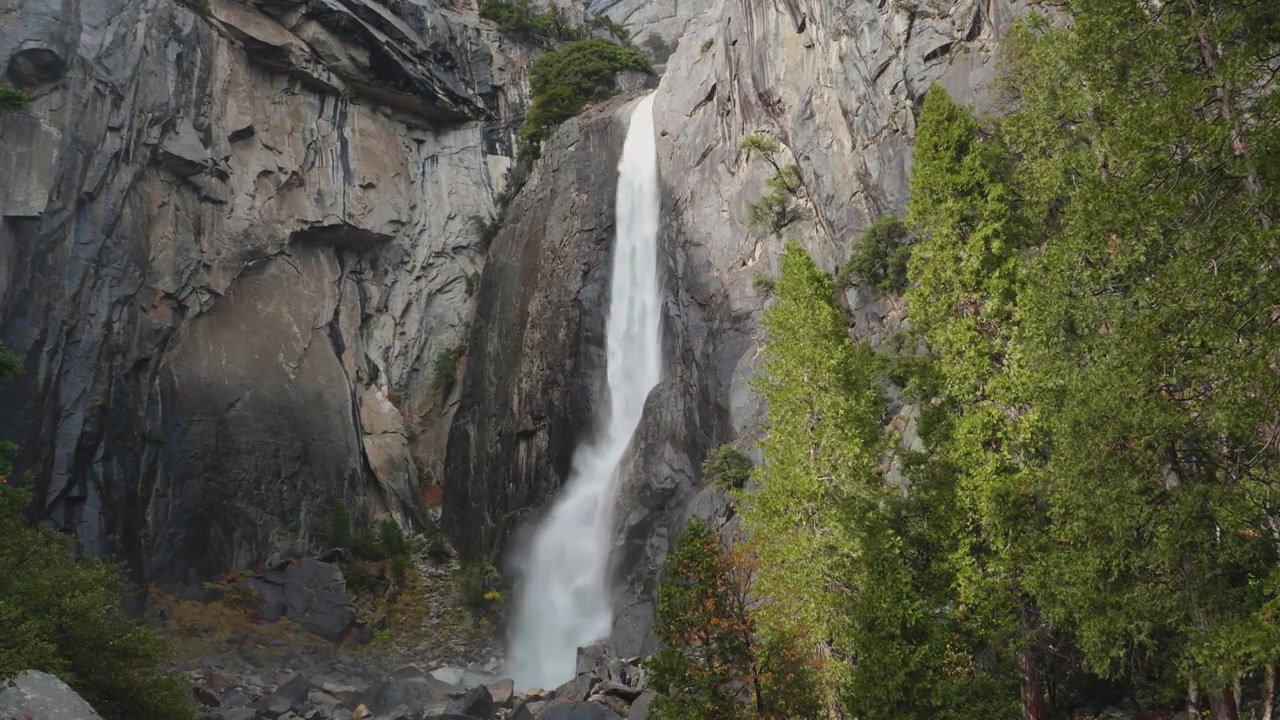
left=506, top=93, right=662, bottom=691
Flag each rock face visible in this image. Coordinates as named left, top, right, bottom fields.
left=0, top=0, right=529, bottom=582
left=0, top=671, right=103, bottom=720
left=442, top=98, right=634, bottom=559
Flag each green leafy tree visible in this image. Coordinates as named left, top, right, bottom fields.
left=518, top=40, right=651, bottom=158
left=478, top=0, right=581, bottom=42
left=650, top=519, right=755, bottom=720
left=641, top=33, right=674, bottom=63
left=836, top=217, right=913, bottom=294
left=0, top=486, right=194, bottom=720
left=0, top=84, right=29, bottom=111
left=739, top=135, right=801, bottom=231
left=701, top=445, right=753, bottom=492
left=991, top=3, right=1280, bottom=715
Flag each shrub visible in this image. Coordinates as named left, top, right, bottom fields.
left=519, top=40, right=651, bottom=158
left=701, top=445, right=753, bottom=492
left=389, top=555, right=411, bottom=586
left=740, top=134, right=801, bottom=231
left=699, top=38, right=714, bottom=54
left=457, top=558, right=500, bottom=609
left=420, top=517, right=451, bottom=560
left=465, top=271, right=481, bottom=296
left=0, top=84, right=30, bottom=111
left=0, top=486, right=196, bottom=720
left=591, top=15, right=631, bottom=45
left=432, top=344, right=465, bottom=399
left=379, top=518, right=409, bottom=559
left=0, top=344, right=19, bottom=478
left=222, top=582, right=258, bottom=614
left=468, top=214, right=499, bottom=248
left=327, top=502, right=353, bottom=550
left=641, top=33, right=674, bottom=63
left=835, top=217, right=912, bottom=294
left=752, top=272, right=775, bottom=295
left=479, top=0, right=580, bottom=42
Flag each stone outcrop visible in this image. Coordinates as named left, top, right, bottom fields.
left=0, top=0, right=529, bottom=583
left=0, top=671, right=104, bottom=720
left=443, top=97, right=635, bottom=559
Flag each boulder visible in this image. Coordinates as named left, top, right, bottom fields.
left=551, top=674, right=600, bottom=702
left=257, top=674, right=310, bottom=718
left=627, top=690, right=657, bottom=720
left=443, top=685, right=493, bottom=717
left=509, top=699, right=547, bottom=720
left=589, top=682, right=643, bottom=702
left=220, top=688, right=253, bottom=708
left=574, top=645, right=609, bottom=677
left=534, top=701, right=624, bottom=720
left=0, top=671, right=103, bottom=720
left=364, top=679, right=418, bottom=715
left=250, top=559, right=357, bottom=642
left=486, top=678, right=515, bottom=707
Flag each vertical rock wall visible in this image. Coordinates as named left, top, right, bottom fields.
left=0, top=0, right=529, bottom=582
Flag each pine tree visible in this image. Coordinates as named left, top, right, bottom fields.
left=905, top=85, right=1045, bottom=719
left=996, top=2, right=1280, bottom=714
left=649, top=519, right=756, bottom=720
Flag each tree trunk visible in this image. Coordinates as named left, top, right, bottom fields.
left=1188, top=678, right=1201, bottom=720
left=1263, top=663, right=1275, bottom=720
left=1210, top=685, right=1239, bottom=720
left=1019, top=644, right=1043, bottom=720
left=1186, top=0, right=1271, bottom=230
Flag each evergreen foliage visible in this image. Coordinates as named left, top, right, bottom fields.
left=0, top=486, right=195, bottom=720
left=650, top=519, right=821, bottom=720
left=641, top=33, right=674, bottom=64
left=432, top=344, right=466, bottom=399
left=740, top=134, right=801, bottom=231
left=0, top=84, right=30, bottom=111
left=835, top=217, right=913, bottom=293
left=518, top=40, right=651, bottom=158
left=0, top=344, right=19, bottom=478
left=478, top=0, right=580, bottom=43
left=701, top=445, right=753, bottom=492
left=728, top=1, right=1280, bottom=716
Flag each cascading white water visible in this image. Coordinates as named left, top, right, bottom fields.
left=506, top=93, right=662, bottom=691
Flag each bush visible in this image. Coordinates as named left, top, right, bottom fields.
left=701, top=445, right=753, bottom=491
left=479, top=0, right=581, bottom=42
left=0, top=486, right=195, bottom=720
left=432, top=344, right=465, bottom=399
left=327, top=502, right=353, bottom=550
left=0, top=84, right=30, bottom=111
left=641, top=33, right=674, bottom=63
left=835, top=217, right=913, bottom=294
left=740, top=134, right=801, bottom=231
left=468, top=214, right=499, bottom=248
left=752, top=272, right=775, bottom=295
left=379, top=518, right=409, bottom=559
left=699, top=38, right=714, bottom=54
left=519, top=40, right=651, bottom=158
left=0, top=345, right=18, bottom=478
left=591, top=15, right=631, bottom=45
left=457, top=558, right=501, bottom=610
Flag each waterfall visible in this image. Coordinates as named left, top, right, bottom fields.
left=506, top=93, right=662, bottom=690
